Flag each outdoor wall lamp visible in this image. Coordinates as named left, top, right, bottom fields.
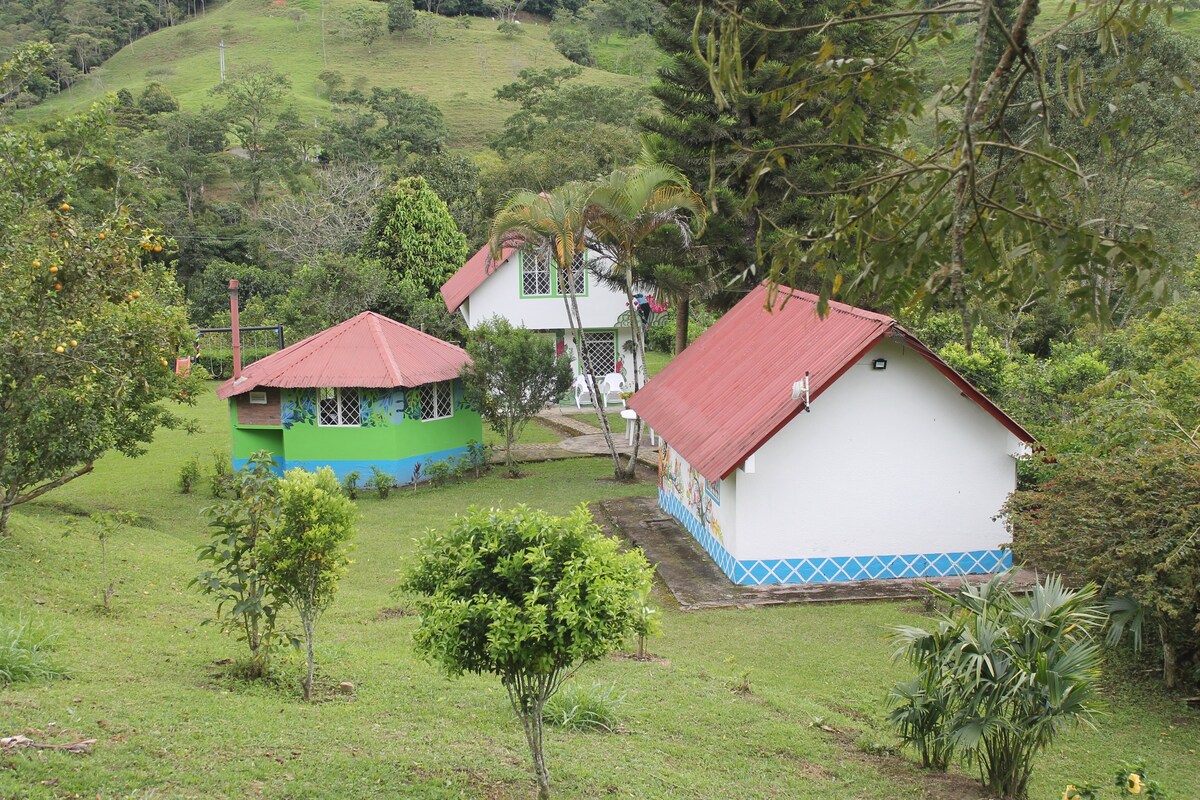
left=872, top=358, right=888, bottom=370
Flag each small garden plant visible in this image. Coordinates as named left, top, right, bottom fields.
left=888, top=574, right=1104, bottom=799
left=0, top=614, right=64, bottom=685
left=404, top=504, right=653, bottom=799
left=368, top=466, right=392, bottom=499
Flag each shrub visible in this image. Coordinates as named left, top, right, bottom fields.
left=368, top=465, right=393, bottom=499
left=888, top=575, right=1104, bottom=799
left=549, top=26, right=596, bottom=67
left=630, top=581, right=660, bottom=659
left=423, top=458, right=452, bottom=487
left=178, top=456, right=201, bottom=494
left=209, top=449, right=235, bottom=498
left=404, top=505, right=653, bottom=799
left=341, top=470, right=361, bottom=500
left=545, top=681, right=625, bottom=732
left=0, top=615, right=64, bottom=684
left=463, top=439, right=491, bottom=478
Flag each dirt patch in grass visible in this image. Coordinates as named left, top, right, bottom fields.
left=375, top=605, right=417, bottom=620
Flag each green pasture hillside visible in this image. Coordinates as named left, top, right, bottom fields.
left=18, top=0, right=643, bottom=149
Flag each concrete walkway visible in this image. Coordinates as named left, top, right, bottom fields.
left=595, top=496, right=1036, bottom=610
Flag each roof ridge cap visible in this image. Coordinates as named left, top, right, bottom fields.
left=368, top=314, right=405, bottom=386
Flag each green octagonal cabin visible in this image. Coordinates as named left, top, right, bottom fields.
left=216, top=311, right=482, bottom=484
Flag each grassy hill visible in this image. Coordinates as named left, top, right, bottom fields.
left=19, top=0, right=643, bottom=149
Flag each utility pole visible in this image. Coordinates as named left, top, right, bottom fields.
left=219, top=39, right=226, bottom=82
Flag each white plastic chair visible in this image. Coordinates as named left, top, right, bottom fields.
left=572, top=374, right=595, bottom=409
left=600, top=372, right=626, bottom=408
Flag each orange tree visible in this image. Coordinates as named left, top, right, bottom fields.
left=0, top=112, right=196, bottom=533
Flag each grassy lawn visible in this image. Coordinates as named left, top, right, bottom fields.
left=572, top=411, right=629, bottom=434
left=1, top=385, right=1197, bottom=799
left=16, top=0, right=645, bottom=149
left=481, top=417, right=564, bottom=447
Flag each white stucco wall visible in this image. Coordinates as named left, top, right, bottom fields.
left=729, top=338, right=1022, bottom=562
left=461, top=249, right=633, bottom=331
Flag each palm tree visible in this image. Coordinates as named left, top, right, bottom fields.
left=587, top=162, right=705, bottom=477
left=489, top=183, right=623, bottom=475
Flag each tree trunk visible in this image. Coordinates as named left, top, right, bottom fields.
left=1162, top=626, right=1177, bottom=689
left=618, top=266, right=648, bottom=480
left=674, top=294, right=689, bottom=355
left=303, top=616, right=316, bottom=701
left=561, top=290, right=621, bottom=475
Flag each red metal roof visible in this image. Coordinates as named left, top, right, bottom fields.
left=441, top=243, right=517, bottom=314
left=628, top=285, right=1033, bottom=483
left=216, top=312, right=470, bottom=399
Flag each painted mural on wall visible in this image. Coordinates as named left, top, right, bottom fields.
left=281, top=389, right=317, bottom=428
left=659, top=443, right=723, bottom=544
left=278, top=385, right=471, bottom=428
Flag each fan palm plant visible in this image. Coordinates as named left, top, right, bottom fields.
left=587, top=162, right=705, bottom=477
left=889, top=574, right=1104, bottom=799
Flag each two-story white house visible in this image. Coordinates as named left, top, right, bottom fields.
left=440, top=243, right=643, bottom=381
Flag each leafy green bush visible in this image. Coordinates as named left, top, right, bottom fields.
left=208, top=449, right=235, bottom=498
left=549, top=26, right=596, bottom=67
left=423, top=458, right=452, bottom=487
left=178, top=456, right=201, bottom=494
left=1061, top=763, right=1168, bottom=799
left=368, top=466, right=393, bottom=499
left=341, top=470, right=361, bottom=500
left=889, top=575, right=1104, bottom=799
left=545, top=681, right=625, bottom=732
left=0, top=615, right=64, bottom=684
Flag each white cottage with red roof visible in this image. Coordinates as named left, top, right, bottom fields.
left=628, top=286, right=1034, bottom=586
left=440, top=244, right=649, bottom=380
left=217, top=311, right=483, bottom=483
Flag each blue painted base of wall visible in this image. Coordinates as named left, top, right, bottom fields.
left=658, top=489, right=1012, bottom=586
left=233, top=446, right=471, bottom=485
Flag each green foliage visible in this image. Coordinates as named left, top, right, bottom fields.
left=208, top=449, right=235, bottom=499
left=368, top=465, right=393, bottom=499
left=193, top=452, right=286, bottom=679
left=257, top=467, right=356, bottom=700
left=208, top=66, right=294, bottom=209
left=544, top=681, right=625, bottom=732
left=187, top=259, right=288, bottom=325
left=274, top=254, right=394, bottom=340
left=629, top=580, right=660, bottom=659
left=460, top=317, right=573, bottom=477
left=0, top=117, right=197, bottom=533
left=387, top=0, right=417, bottom=33
left=404, top=504, right=653, bottom=799
left=341, top=470, right=361, bottom=500
left=549, top=25, right=595, bottom=67
left=1061, top=764, right=1170, bottom=800
left=342, top=6, right=386, bottom=53
left=138, top=81, right=179, bottom=114
left=889, top=576, right=1105, bottom=799
left=462, top=439, right=492, bottom=479
left=178, top=456, right=202, bottom=494
left=645, top=305, right=713, bottom=351
left=360, top=176, right=467, bottom=299
left=1005, top=446, right=1200, bottom=691
left=422, top=458, right=453, bottom=487
left=0, top=614, right=64, bottom=685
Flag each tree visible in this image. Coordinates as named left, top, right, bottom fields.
left=0, top=42, right=54, bottom=109
left=587, top=161, right=705, bottom=477
left=0, top=122, right=196, bottom=534
left=695, top=0, right=1175, bottom=348
left=146, top=109, right=227, bottom=217
left=209, top=65, right=292, bottom=211
left=342, top=6, right=385, bottom=53
left=258, top=163, right=386, bottom=266
left=548, top=24, right=595, bottom=67
left=193, top=452, right=285, bottom=679
left=404, top=505, right=653, bottom=800
left=889, top=576, right=1104, bottom=799
left=460, top=318, right=573, bottom=476
left=365, top=87, right=448, bottom=156
left=490, top=183, right=623, bottom=476
left=275, top=254, right=397, bottom=340
left=258, top=467, right=356, bottom=701
left=361, top=176, right=468, bottom=298
left=138, top=81, right=179, bottom=114
left=387, top=0, right=416, bottom=33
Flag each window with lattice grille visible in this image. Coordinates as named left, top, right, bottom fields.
left=522, top=251, right=551, bottom=296
left=419, top=381, right=454, bottom=421
left=580, top=330, right=616, bottom=375
left=317, top=387, right=361, bottom=426
left=558, top=252, right=587, bottom=295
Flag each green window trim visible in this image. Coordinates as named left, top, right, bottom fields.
left=518, top=250, right=590, bottom=299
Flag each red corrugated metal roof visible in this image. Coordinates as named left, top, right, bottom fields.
left=441, top=243, right=517, bottom=313
left=628, top=285, right=1033, bottom=483
left=216, top=312, right=470, bottom=399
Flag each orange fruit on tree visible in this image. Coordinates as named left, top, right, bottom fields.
left=54, top=283, right=63, bottom=291
left=55, top=345, right=64, bottom=353
left=49, top=265, right=58, bottom=273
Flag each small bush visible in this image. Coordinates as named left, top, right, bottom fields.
left=544, top=681, right=625, bottom=732
left=463, top=439, right=491, bottom=478
left=368, top=466, right=393, bottom=499
left=423, top=458, right=452, bottom=487
left=549, top=26, right=595, bottom=67
left=341, top=470, right=361, bottom=500
left=0, top=616, right=64, bottom=685
left=178, top=456, right=201, bottom=494
left=209, top=449, right=235, bottom=498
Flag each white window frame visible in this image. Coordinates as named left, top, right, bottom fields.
left=521, top=251, right=552, bottom=297
left=419, top=381, right=455, bottom=422
left=317, top=387, right=361, bottom=427
left=558, top=252, right=587, bottom=295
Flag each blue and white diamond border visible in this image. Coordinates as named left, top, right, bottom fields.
left=658, top=488, right=1011, bottom=586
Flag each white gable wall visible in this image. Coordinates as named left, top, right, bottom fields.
left=462, top=250, right=633, bottom=331
left=731, top=338, right=1022, bottom=562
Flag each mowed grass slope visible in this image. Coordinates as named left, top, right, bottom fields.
left=20, top=0, right=642, bottom=148
left=0, top=386, right=1196, bottom=798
